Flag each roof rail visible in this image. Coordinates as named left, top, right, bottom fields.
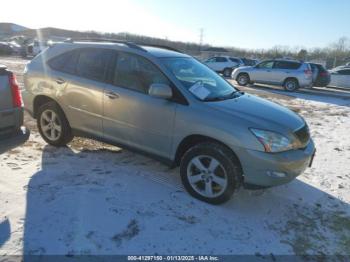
left=63, top=38, right=146, bottom=51
left=63, top=38, right=182, bottom=53
left=137, top=43, right=182, bottom=53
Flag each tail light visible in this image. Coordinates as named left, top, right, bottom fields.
left=9, top=72, right=23, bottom=108
left=319, top=71, right=329, bottom=77
left=304, top=69, right=312, bottom=76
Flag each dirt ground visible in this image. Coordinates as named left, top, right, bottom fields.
left=0, top=56, right=350, bottom=257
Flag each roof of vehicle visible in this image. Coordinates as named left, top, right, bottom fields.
left=57, top=39, right=189, bottom=58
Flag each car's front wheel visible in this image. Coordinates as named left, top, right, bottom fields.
left=37, top=102, right=73, bottom=147
left=180, top=142, right=242, bottom=204
left=236, top=73, right=250, bottom=86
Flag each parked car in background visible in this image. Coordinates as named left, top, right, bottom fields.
left=0, top=65, right=30, bottom=154
left=328, top=68, right=350, bottom=89
left=232, top=59, right=313, bottom=91
left=0, top=42, right=13, bottom=55
left=22, top=40, right=48, bottom=57
left=241, top=58, right=259, bottom=66
left=204, top=56, right=243, bottom=77
left=23, top=40, right=315, bottom=204
left=309, top=63, right=330, bottom=87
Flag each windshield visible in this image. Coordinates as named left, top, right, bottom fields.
left=161, top=57, right=238, bottom=101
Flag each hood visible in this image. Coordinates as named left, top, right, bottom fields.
left=208, top=94, right=304, bottom=132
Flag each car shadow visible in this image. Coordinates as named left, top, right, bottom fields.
left=0, top=219, right=10, bottom=248
left=20, top=144, right=350, bottom=256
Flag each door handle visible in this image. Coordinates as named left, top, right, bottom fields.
left=55, top=78, right=66, bottom=84
left=105, top=91, right=119, bottom=99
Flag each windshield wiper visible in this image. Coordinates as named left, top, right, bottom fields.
left=204, top=90, right=242, bottom=102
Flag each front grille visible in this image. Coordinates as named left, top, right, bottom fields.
left=294, top=124, right=310, bottom=147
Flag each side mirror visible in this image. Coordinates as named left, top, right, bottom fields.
left=148, top=83, right=173, bottom=99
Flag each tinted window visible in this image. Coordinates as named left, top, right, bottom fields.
left=257, top=61, right=274, bottom=69
left=338, top=70, right=350, bottom=75
left=274, top=61, right=301, bottom=70
left=48, top=50, right=79, bottom=74
left=114, top=52, right=170, bottom=93
left=215, top=57, right=228, bottom=62
left=229, top=58, right=240, bottom=63
left=76, top=49, right=112, bottom=82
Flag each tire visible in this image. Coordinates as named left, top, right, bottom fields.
left=180, top=142, right=242, bottom=205
left=236, top=73, right=250, bottom=86
left=223, top=68, right=232, bottom=78
left=37, top=101, right=73, bottom=147
left=284, top=78, right=299, bottom=92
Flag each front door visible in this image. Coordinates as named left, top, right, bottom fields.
left=251, top=60, right=275, bottom=83
left=103, top=52, right=177, bottom=158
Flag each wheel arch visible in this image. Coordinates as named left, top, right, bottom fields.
left=283, top=77, right=299, bottom=86
left=33, top=95, right=61, bottom=119
left=174, top=134, right=243, bottom=172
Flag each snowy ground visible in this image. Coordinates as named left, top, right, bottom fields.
left=0, top=57, right=350, bottom=257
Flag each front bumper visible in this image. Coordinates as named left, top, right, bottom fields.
left=0, top=127, right=30, bottom=154
left=236, top=139, right=315, bottom=188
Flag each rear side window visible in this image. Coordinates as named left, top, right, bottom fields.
left=274, top=61, right=301, bottom=70
left=48, top=50, right=79, bottom=74
left=76, top=49, right=113, bottom=82
left=113, top=52, right=170, bottom=93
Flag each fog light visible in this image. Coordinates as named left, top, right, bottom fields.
left=266, top=171, right=287, bottom=178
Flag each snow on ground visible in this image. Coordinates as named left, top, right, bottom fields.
left=0, top=57, right=350, bottom=257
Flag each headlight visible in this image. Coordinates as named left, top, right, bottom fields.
left=250, top=128, right=298, bottom=153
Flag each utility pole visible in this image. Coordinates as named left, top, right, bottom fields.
left=199, top=28, right=204, bottom=51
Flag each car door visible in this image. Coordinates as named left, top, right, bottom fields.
left=205, top=57, right=216, bottom=71
left=337, top=69, right=350, bottom=88
left=251, top=61, right=275, bottom=83
left=50, top=48, right=113, bottom=137
left=103, top=52, right=177, bottom=158
left=273, top=61, right=301, bottom=84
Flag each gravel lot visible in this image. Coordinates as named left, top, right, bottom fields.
left=0, top=56, right=350, bottom=257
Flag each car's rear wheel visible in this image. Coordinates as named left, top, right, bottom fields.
left=237, top=73, right=250, bottom=86
left=37, top=102, right=73, bottom=146
left=180, top=142, right=242, bottom=204
left=223, top=68, right=232, bottom=78
left=284, top=78, right=299, bottom=92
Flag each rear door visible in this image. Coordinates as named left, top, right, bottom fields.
left=48, top=48, right=113, bottom=137
left=273, top=61, right=302, bottom=84
left=103, top=52, right=177, bottom=158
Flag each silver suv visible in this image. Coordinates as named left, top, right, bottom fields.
left=232, top=59, right=313, bottom=91
left=23, top=40, right=315, bottom=204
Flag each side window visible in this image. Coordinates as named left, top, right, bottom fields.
left=206, top=58, right=215, bottom=63
left=257, top=61, right=274, bottom=69
left=114, top=52, right=170, bottom=93
left=48, top=50, right=79, bottom=74
left=215, top=57, right=227, bottom=63
left=230, top=58, right=240, bottom=63
left=76, top=49, right=112, bottom=82
left=338, top=70, right=350, bottom=75
left=274, top=61, right=301, bottom=70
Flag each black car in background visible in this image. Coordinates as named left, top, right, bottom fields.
left=0, top=65, right=30, bottom=154
left=309, top=63, right=331, bottom=87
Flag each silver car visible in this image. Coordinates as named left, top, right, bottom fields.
left=329, top=67, right=350, bottom=89
left=232, top=59, right=313, bottom=91
left=23, top=40, right=315, bottom=204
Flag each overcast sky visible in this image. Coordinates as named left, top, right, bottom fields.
left=1, top=0, right=350, bottom=49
